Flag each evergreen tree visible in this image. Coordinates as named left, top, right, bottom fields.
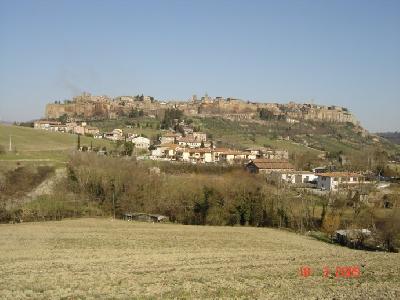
left=77, top=134, right=81, bottom=150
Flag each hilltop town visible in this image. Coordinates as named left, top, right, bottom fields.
left=45, top=92, right=359, bottom=124
left=29, top=92, right=398, bottom=196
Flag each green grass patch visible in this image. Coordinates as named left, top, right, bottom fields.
left=0, top=124, right=112, bottom=162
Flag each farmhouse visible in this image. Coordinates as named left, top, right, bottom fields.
left=84, top=126, right=100, bottom=136
left=160, top=132, right=181, bottom=144
left=220, top=150, right=248, bottom=163
left=246, top=159, right=295, bottom=174
left=244, top=147, right=262, bottom=159
left=244, top=147, right=289, bottom=160
left=177, top=148, right=214, bottom=163
left=316, top=172, right=364, bottom=191
left=279, top=171, right=317, bottom=184
left=132, top=136, right=150, bottom=149
left=151, top=143, right=181, bottom=159
left=104, top=128, right=124, bottom=141
left=33, top=120, right=62, bottom=130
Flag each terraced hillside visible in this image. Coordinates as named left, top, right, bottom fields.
left=0, top=218, right=398, bottom=299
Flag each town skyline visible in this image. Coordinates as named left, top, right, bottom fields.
left=1, top=90, right=397, bottom=133
left=1, top=0, right=399, bottom=132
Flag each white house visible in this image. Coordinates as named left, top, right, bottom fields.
left=317, top=172, right=364, bottom=191
left=218, top=150, right=248, bottom=164
left=279, top=171, right=318, bottom=184
left=84, top=126, right=100, bottom=136
left=104, top=128, right=124, bottom=141
left=151, top=144, right=180, bottom=159
left=132, top=136, right=150, bottom=149
left=177, top=148, right=214, bottom=163
left=160, top=132, right=181, bottom=144
left=34, top=120, right=61, bottom=130
left=244, top=147, right=289, bottom=160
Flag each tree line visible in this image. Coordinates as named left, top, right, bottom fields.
left=1, top=153, right=398, bottom=251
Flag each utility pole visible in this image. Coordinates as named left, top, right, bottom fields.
left=9, top=135, right=12, bottom=152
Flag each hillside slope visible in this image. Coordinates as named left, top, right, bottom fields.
left=378, top=132, right=400, bottom=145
left=0, top=124, right=111, bottom=161
left=89, top=114, right=399, bottom=169
left=0, top=218, right=398, bottom=299
left=187, top=116, right=398, bottom=168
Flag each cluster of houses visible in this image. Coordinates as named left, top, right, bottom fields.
left=34, top=120, right=100, bottom=136
left=150, top=131, right=289, bottom=164
left=34, top=120, right=366, bottom=192
left=150, top=131, right=366, bottom=192
left=246, top=159, right=366, bottom=192
left=33, top=120, right=152, bottom=149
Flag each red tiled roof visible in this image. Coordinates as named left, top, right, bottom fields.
left=213, top=148, right=232, bottom=152
left=158, top=143, right=180, bottom=150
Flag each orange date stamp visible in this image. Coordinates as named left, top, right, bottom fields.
left=299, top=265, right=361, bottom=278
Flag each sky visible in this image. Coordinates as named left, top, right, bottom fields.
left=0, top=0, right=399, bottom=132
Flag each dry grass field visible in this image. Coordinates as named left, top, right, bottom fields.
left=0, top=218, right=399, bottom=299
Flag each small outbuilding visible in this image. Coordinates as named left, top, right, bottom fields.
left=124, top=213, right=168, bottom=223
left=335, top=229, right=371, bottom=247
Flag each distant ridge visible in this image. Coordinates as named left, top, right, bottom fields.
left=377, top=132, right=400, bottom=144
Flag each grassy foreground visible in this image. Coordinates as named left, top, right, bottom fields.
left=0, top=219, right=398, bottom=299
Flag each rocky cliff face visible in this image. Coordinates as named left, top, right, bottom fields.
left=45, top=93, right=359, bottom=125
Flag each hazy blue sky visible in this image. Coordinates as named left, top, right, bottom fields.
left=0, top=0, right=399, bottom=132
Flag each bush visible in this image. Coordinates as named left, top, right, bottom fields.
left=65, top=153, right=323, bottom=231
left=1, top=165, right=55, bottom=197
